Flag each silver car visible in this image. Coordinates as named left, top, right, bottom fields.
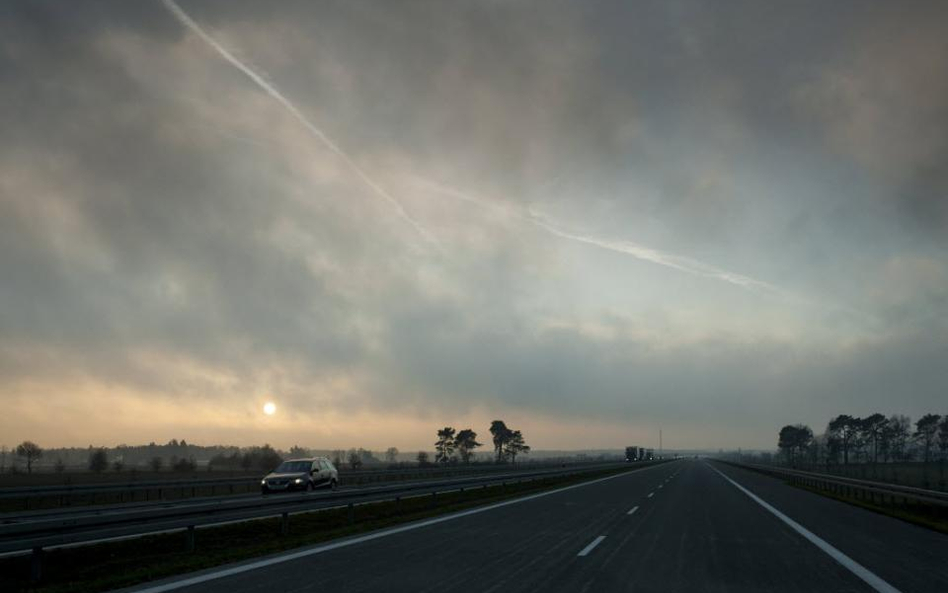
left=261, top=457, right=338, bottom=494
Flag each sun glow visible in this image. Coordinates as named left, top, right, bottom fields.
left=263, top=401, right=276, bottom=416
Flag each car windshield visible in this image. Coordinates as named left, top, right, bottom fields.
left=273, top=461, right=310, bottom=474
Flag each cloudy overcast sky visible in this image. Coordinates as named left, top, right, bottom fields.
left=1, top=0, right=945, bottom=451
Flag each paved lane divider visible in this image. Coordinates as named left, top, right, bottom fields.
left=577, top=535, right=606, bottom=557
left=708, top=464, right=901, bottom=593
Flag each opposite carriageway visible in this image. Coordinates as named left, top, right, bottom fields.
left=129, top=459, right=948, bottom=593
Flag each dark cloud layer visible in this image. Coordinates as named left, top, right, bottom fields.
left=1, top=1, right=946, bottom=449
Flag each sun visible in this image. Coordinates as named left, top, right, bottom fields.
left=263, top=401, right=276, bottom=416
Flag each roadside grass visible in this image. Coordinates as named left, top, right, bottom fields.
left=0, top=466, right=637, bottom=593
left=792, top=482, right=948, bottom=535
left=780, top=461, right=948, bottom=492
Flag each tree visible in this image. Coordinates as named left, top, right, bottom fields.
left=915, top=414, right=942, bottom=463
left=150, top=456, right=164, bottom=472
left=288, top=445, right=310, bottom=458
left=112, top=460, right=125, bottom=472
left=454, top=429, right=482, bottom=464
left=88, top=448, right=109, bottom=473
left=938, top=416, right=948, bottom=461
left=358, top=448, right=379, bottom=464
left=886, top=415, right=911, bottom=461
left=15, top=441, right=43, bottom=474
left=348, top=450, right=363, bottom=470
left=416, top=451, right=430, bottom=467
left=827, top=415, right=859, bottom=465
left=434, top=427, right=456, bottom=464
left=54, top=458, right=66, bottom=473
left=490, top=420, right=512, bottom=463
left=504, top=430, right=530, bottom=463
left=777, top=425, right=812, bottom=467
left=861, top=413, right=887, bottom=464
left=384, top=447, right=399, bottom=464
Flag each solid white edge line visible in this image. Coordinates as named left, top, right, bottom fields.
left=627, top=506, right=639, bottom=515
left=128, top=464, right=669, bottom=593
left=577, top=535, right=606, bottom=557
left=708, top=464, right=901, bottom=593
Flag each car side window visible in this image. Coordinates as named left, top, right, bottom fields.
left=311, top=462, right=319, bottom=472
left=320, top=460, right=330, bottom=471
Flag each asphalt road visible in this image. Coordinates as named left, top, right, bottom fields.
left=124, top=459, right=948, bottom=593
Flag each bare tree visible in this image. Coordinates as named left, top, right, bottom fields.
left=149, top=456, right=164, bottom=472
left=384, top=447, right=399, bottom=464
left=347, top=450, right=363, bottom=470
left=416, top=451, right=430, bottom=467
left=15, top=441, right=43, bottom=474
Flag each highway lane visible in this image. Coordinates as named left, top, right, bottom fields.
left=122, top=459, right=948, bottom=593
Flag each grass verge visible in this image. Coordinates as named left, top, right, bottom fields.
left=0, top=466, right=637, bottom=593
left=792, top=482, right=948, bottom=535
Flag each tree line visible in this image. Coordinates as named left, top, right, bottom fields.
left=778, top=413, right=948, bottom=466
left=430, top=420, right=531, bottom=465
left=3, top=421, right=532, bottom=475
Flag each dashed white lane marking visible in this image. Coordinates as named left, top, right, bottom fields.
left=627, top=506, right=639, bottom=515
left=647, top=492, right=654, bottom=498
left=708, top=464, right=901, bottom=593
left=128, top=466, right=668, bottom=593
left=658, top=484, right=663, bottom=489
left=577, top=535, right=607, bottom=557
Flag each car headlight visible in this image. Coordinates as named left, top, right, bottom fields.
left=294, top=478, right=303, bottom=484
left=261, top=480, right=267, bottom=485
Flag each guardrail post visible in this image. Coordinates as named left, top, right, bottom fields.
left=30, top=547, right=43, bottom=583
left=280, top=512, right=289, bottom=535
left=395, top=496, right=401, bottom=514
left=185, top=525, right=195, bottom=552
left=347, top=503, right=354, bottom=524
left=430, top=491, right=437, bottom=509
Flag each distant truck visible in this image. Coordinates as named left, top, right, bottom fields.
left=625, top=446, right=646, bottom=461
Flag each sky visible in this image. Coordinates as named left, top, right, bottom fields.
left=1, top=0, right=946, bottom=452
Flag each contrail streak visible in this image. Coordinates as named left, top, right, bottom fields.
left=161, top=0, right=435, bottom=245
left=529, top=216, right=782, bottom=294
left=413, top=176, right=784, bottom=295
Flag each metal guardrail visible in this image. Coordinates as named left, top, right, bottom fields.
left=0, top=460, right=622, bottom=508
left=1, top=460, right=668, bottom=559
left=717, top=460, right=948, bottom=508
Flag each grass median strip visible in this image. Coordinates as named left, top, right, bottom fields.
left=0, top=466, right=635, bottom=593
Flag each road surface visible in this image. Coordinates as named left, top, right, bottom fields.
left=123, top=459, right=948, bottom=593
